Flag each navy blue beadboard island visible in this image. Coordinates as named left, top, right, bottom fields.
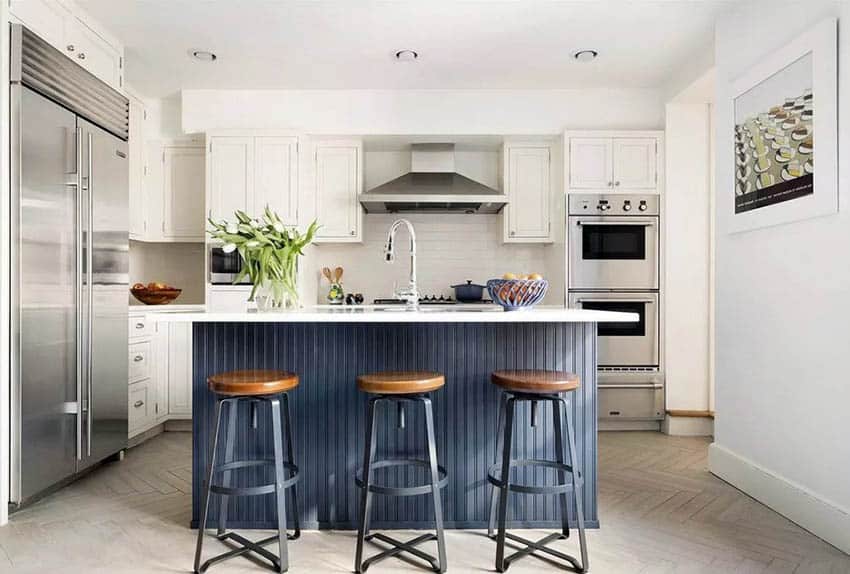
left=155, top=306, right=637, bottom=531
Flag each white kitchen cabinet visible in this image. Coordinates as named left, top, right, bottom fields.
left=153, top=322, right=169, bottom=423
left=569, top=136, right=658, bottom=191
left=314, top=141, right=362, bottom=242
left=128, top=380, right=154, bottom=435
left=254, top=137, right=298, bottom=224
left=9, top=0, right=124, bottom=90
left=612, top=138, right=657, bottom=189
left=167, top=323, right=192, bottom=417
left=162, top=146, right=205, bottom=240
left=208, top=136, right=254, bottom=222
left=569, top=138, right=613, bottom=189
left=128, top=93, right=147, bottom=239
left=503, top=144, right=552, bottom=242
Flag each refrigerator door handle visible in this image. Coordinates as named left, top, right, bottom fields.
left=86, top=131, right=94, bottom=458
left=74, top=126, right=83, bottom=461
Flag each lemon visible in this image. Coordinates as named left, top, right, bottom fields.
left=502, top=272, right=517, bottom=280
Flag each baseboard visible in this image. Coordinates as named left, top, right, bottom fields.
left=708, top=443, right=850, bottom=554
left=164, top=419, right=192, bottom=432
left=663, top=414, right=714, bottom=436
left=128, top=423, right=165, bottom=447
left=599, top=420, right=661, bottom=431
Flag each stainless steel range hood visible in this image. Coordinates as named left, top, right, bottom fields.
left=359, top=143, right=508, bottom=214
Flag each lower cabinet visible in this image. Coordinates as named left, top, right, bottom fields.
left=128, top=313, right=193, bottom=439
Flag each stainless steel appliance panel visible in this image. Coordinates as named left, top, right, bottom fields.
left=210, top=246, right=251, bottom=284
left=12, top=86, right=80, bottom=502
left=568, top=215, right=659, bottom=290
left=78, top=118, right=129, bottom=468
left=569, top=291, right=659, bottom=367
left=597, top=371, right=664, bottom=421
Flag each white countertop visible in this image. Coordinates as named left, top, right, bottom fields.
left=151, top=304, right=637, bottom=323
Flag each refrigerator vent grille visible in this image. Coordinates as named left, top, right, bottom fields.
left=15, top=26, right=129, bottom=141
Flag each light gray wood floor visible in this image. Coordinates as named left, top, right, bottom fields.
left=2, top=431, right=848, bottom=573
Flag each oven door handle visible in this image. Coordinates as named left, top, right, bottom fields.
left=599, top=383, right=664, bottom=389
left=575, top=220, right=655, bottom=226
left=575, top=298, right=656, bottom=304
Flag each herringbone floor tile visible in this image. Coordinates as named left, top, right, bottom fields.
left=1, top=431, right=847, bottom=573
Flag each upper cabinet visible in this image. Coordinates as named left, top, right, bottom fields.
left=313, top=141, right=362, bottom=242
left=503, top=143, right=552, bottom=243
left=207, top=135, right=298, bottom=226
left=162, top=146, right=206, bottom=240
left=569, top=136, right=658, bottom=191
left=9, top=0, right=124, bottom=91
left=127, top=92, right=147, bottom=240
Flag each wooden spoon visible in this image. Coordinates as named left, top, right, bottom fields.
left=334, top=267, right=344, bottom=282
left=322, top=267, right=333, bottom=283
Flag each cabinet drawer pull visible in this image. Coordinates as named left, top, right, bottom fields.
left=134, top=400, right=144, bottom=408
left=135, top=322, right=145, bottom=329
left=134, top=355, right=144, bottom=362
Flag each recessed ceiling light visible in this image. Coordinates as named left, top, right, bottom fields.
left=394, top=49, right=419, bottom=62
left=190, top=50, right=217, bottom=62
left=572, top=50, right=598, bottom=63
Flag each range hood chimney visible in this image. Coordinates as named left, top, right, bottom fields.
left=359, top=143, right=508, bottom=214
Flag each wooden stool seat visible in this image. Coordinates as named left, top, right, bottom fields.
left=208, top=369, right=299, bottom=396
left=357, top=371, right=444, bottom=395
left=491, top=370, right=579, bottom=394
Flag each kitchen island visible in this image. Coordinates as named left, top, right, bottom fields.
left=155, top=306, right=636, bottom=530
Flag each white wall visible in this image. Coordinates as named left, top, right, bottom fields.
left=664, top=102, right=712, bottom=415
left=711, top=0, right=850, bottom=552
left=181, top=88, right=665, bottom=134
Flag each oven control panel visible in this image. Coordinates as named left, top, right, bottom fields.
left=568, top=193, right=660, bottom=216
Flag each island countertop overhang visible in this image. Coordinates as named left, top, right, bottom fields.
left=152, top=305, right=638, bottom=323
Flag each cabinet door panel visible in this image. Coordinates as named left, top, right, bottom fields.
left=254, top=137, right=298, bottom=224
left=128, top=95, right=146, bottom=238
left=507, top=146, right=550, bottom=239
left=66, top=19, right=122, bottom=88
left=315, top=144, right=361, bottom=239
left=569, top=138, right=612, bottom=189
left=168, top=323, right=192, bottom=416
left=612, top=138, right=657, bottom=189
left=209, top=137, right=253, bottom=223
left=9, top=0, right=70, bottom=50
left=163, top=146, right=205, bottom=239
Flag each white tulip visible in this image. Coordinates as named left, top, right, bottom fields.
left=273, top=221, right=285, bottom=233
left=225, top=223, right=238, bottom=234
left=245, top=240, right=260, bottom=248
left=222, top=243, right=237, bottom=253
left=250, top=219, right=261, bottom=228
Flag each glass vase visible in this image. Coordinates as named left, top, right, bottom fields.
left=254, top=277, right=299, bottom=311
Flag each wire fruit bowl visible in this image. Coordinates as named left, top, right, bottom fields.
left=486, top=279, right=548, bottom=311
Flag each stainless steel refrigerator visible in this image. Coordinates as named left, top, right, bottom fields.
left=9, top=25, right=130, bottom=506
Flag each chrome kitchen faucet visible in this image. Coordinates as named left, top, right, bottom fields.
left=384, top=219, right=419, bottom=305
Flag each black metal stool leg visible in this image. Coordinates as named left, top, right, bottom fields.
left=553, top=397, right=571, bottom=538
left=194, top=398, right=226, bottom=574
left=562, top=398, right=589, bottom=573
left=495, top=396, right=516, bottom=573
left=423, top=397, right=447, bottom=573
left=488, top=392, right=508, bottom=537
left=270, top=397, right=289, bottom=573
left=355, top=396, right=379, bottom=574
left=282, top=393, right=301, bottom=540
left=217, top=400, right=238, bottom=536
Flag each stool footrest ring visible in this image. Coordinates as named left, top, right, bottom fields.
left=208, top=459, right=300, bottom=496
left=356, top=458, right=448, bottom=496
left=487, top=458, right=582, bottom=495
left=491, top=531, right=586, bottom=573
left=361, top=532, right=443, bottom=573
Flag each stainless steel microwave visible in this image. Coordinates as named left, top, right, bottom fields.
left=209, top=246, right=251, bottom=285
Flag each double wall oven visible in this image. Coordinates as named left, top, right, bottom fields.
left=568, top=194, right=663, bottom=422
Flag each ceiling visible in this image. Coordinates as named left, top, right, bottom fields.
left=77, top=0, right=734, bottom=97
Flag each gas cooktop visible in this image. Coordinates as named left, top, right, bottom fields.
left=373, top=296, right=494, bottom=305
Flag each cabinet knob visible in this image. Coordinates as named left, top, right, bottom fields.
left=350, top=230, right=356, bottom=236
left=614, top=181, right=621, bottom=187
left=66, top=44, right=75, bottom=52
left=510, top=231, right=516, bottom=236
left=134, top=355, right=144, bottom=362
left=607, top=181, right=613, bottom=187
left=134, top=400, right=144, bottom=408
left=77, top=53, right=86, bottom=60
left=135, top=322, right=144, bottom=329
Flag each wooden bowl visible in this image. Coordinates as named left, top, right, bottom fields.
left=130, top=288, right=182, bottom=305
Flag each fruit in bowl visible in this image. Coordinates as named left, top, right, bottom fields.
left=488, top=274, right=548, bottom=311
left=130, top=282, right=182, bottom=305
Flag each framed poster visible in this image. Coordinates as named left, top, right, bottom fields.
left=729, top=18, right=837, bottom=233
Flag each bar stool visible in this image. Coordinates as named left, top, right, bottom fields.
left=487, top=370, right=588, bottom=573
left=354, top=371, right=449, bottom=573
left=194, top=369, right=301, bottom=573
